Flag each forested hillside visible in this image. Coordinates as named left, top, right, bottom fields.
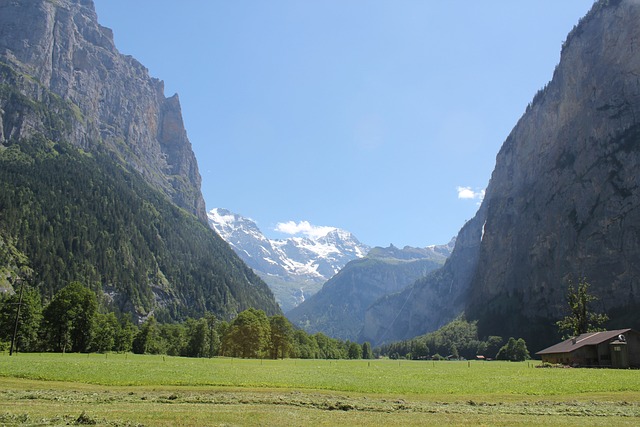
left=0, top=0, right=280, bottom=321
left=0, top=133, right=279, bottom=320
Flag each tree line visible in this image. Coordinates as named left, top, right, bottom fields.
left=0, top=281, right=374, bottom=359
left=0, top=134, right=279, bottom=323
left=375, top=317, right=530, bottom=362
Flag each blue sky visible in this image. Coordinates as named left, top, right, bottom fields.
left=94, top=1, right=594, bottom=248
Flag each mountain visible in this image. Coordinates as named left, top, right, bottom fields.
left=288, top=241, right=454, bottom=341
left=362, top=0, right=640, bottom=350
left=0, top=0, right=280, bottom=320
left=208, top=208, right=370, bottom=312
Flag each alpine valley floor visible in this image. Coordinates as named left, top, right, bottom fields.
left=0, top=353, right=639, bottom=426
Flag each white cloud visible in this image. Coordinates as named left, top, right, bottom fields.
left=457, top=186, right=485, bottom=201
left=275, top=220, right=336, bottom=240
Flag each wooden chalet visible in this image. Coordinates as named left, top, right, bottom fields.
left=536, top=329, right=640, bottom=368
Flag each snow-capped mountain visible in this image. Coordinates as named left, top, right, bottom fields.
left=207, top=208, right=370, bottom=312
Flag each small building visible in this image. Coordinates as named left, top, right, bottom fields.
left=536, top=329, right=640, bottom=368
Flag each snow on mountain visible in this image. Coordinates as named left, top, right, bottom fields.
left=207, top=208, right=370, bottom=312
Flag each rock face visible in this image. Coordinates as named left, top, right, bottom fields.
left=208, top=208, right=370, bottom=312
left=468, top=0, right=640, bottom=348
left=289, top=241, right=454, bottom=341
left=0, top=0, right=280, bottom=320
left=363, top=0, right=640, bottom=350
left=0, top=0, right=205, bottom=221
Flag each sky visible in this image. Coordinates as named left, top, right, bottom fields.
left=93, top=1, right=595, bottom=248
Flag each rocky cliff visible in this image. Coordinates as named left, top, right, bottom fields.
left=363, top=0, right=640, bottom=349
left=0, top=0, right=280, bottom=320
left=0, top=0, right=205, bottom=220
left=468, top=0, right=640, bottom=347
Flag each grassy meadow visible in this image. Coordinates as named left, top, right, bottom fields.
left=0, top=353, right=639, bottom=426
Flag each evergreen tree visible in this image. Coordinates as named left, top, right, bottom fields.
left=361, top=341, right=372, bottom=359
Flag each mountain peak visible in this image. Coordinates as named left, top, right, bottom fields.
left=208, top=208, right=370, bottom=312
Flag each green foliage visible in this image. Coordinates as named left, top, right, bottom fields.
left=90, top=312, right=119, bottom=353
left=159, top=323, right=186, bottom=357
left=0, top=285, right=42, bottom=352
left=495, top=337, right=530, bottom=361
left=183, top=318, right=208, bottom=357
left=0, top=134, right=279, bottom=321
left=114, top=318, right=137, bottom=353
left=41, top=282, right=97, bottom=353
left=361, top=342, right=372, bottom=360
left=132, top=316, right=164, bottom=355
left=377, top=317, right=496, bottom=360
left=347, top=342, right=363, bottom=359
left=291, top=329, right=321, bottom=359
left=312, top=332, right=346, bottom=359
left=269, top=315, right=294, bottom=359
left=556, top=278, right=609, bottom=338
left=3, top=298, right=366, bottom=361
left=223, top=308, right=271, bottom=358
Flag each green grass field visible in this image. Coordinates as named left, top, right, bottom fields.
left=0, top=353, right=639, bottom=426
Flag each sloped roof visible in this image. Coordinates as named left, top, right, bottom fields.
left=536, top=329, right=633, bottom=355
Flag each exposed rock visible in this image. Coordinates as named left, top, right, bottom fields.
left=363, top=0, right=640, bottom=350
left=0, top=0, right=280, bottom=320
left=468, top=0, right=640, bottom=348
left=208, top=208, right=370, bottom=312
left=0, top=0, right=206, bottom=221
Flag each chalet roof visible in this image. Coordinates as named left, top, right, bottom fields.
left=536, top=329, right=633, bottom=355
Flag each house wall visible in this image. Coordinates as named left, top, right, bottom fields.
left=541, top=348, right=596, bottom=366
left=624, top=331, right=640, bottom=367
left=597, top=342, right=612, bottom=367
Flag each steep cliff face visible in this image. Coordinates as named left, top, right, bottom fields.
left=0, top=0, right=280, bottom=320
left=468, top=0, right=640, bottom=346
left=0, top=0, right=205, bottom=220
left=363, top=0, right=640, bottom=349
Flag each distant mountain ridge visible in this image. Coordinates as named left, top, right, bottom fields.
left=208, top=208, right=370, bottom=312
left=288, top=240, right=455, bottom=341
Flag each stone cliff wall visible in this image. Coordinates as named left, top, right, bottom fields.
left=468, top=0, right=640, bottom=344
left=0, top=0, right=206, bottom=221
left=361, top=0, right=640, bottom=349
